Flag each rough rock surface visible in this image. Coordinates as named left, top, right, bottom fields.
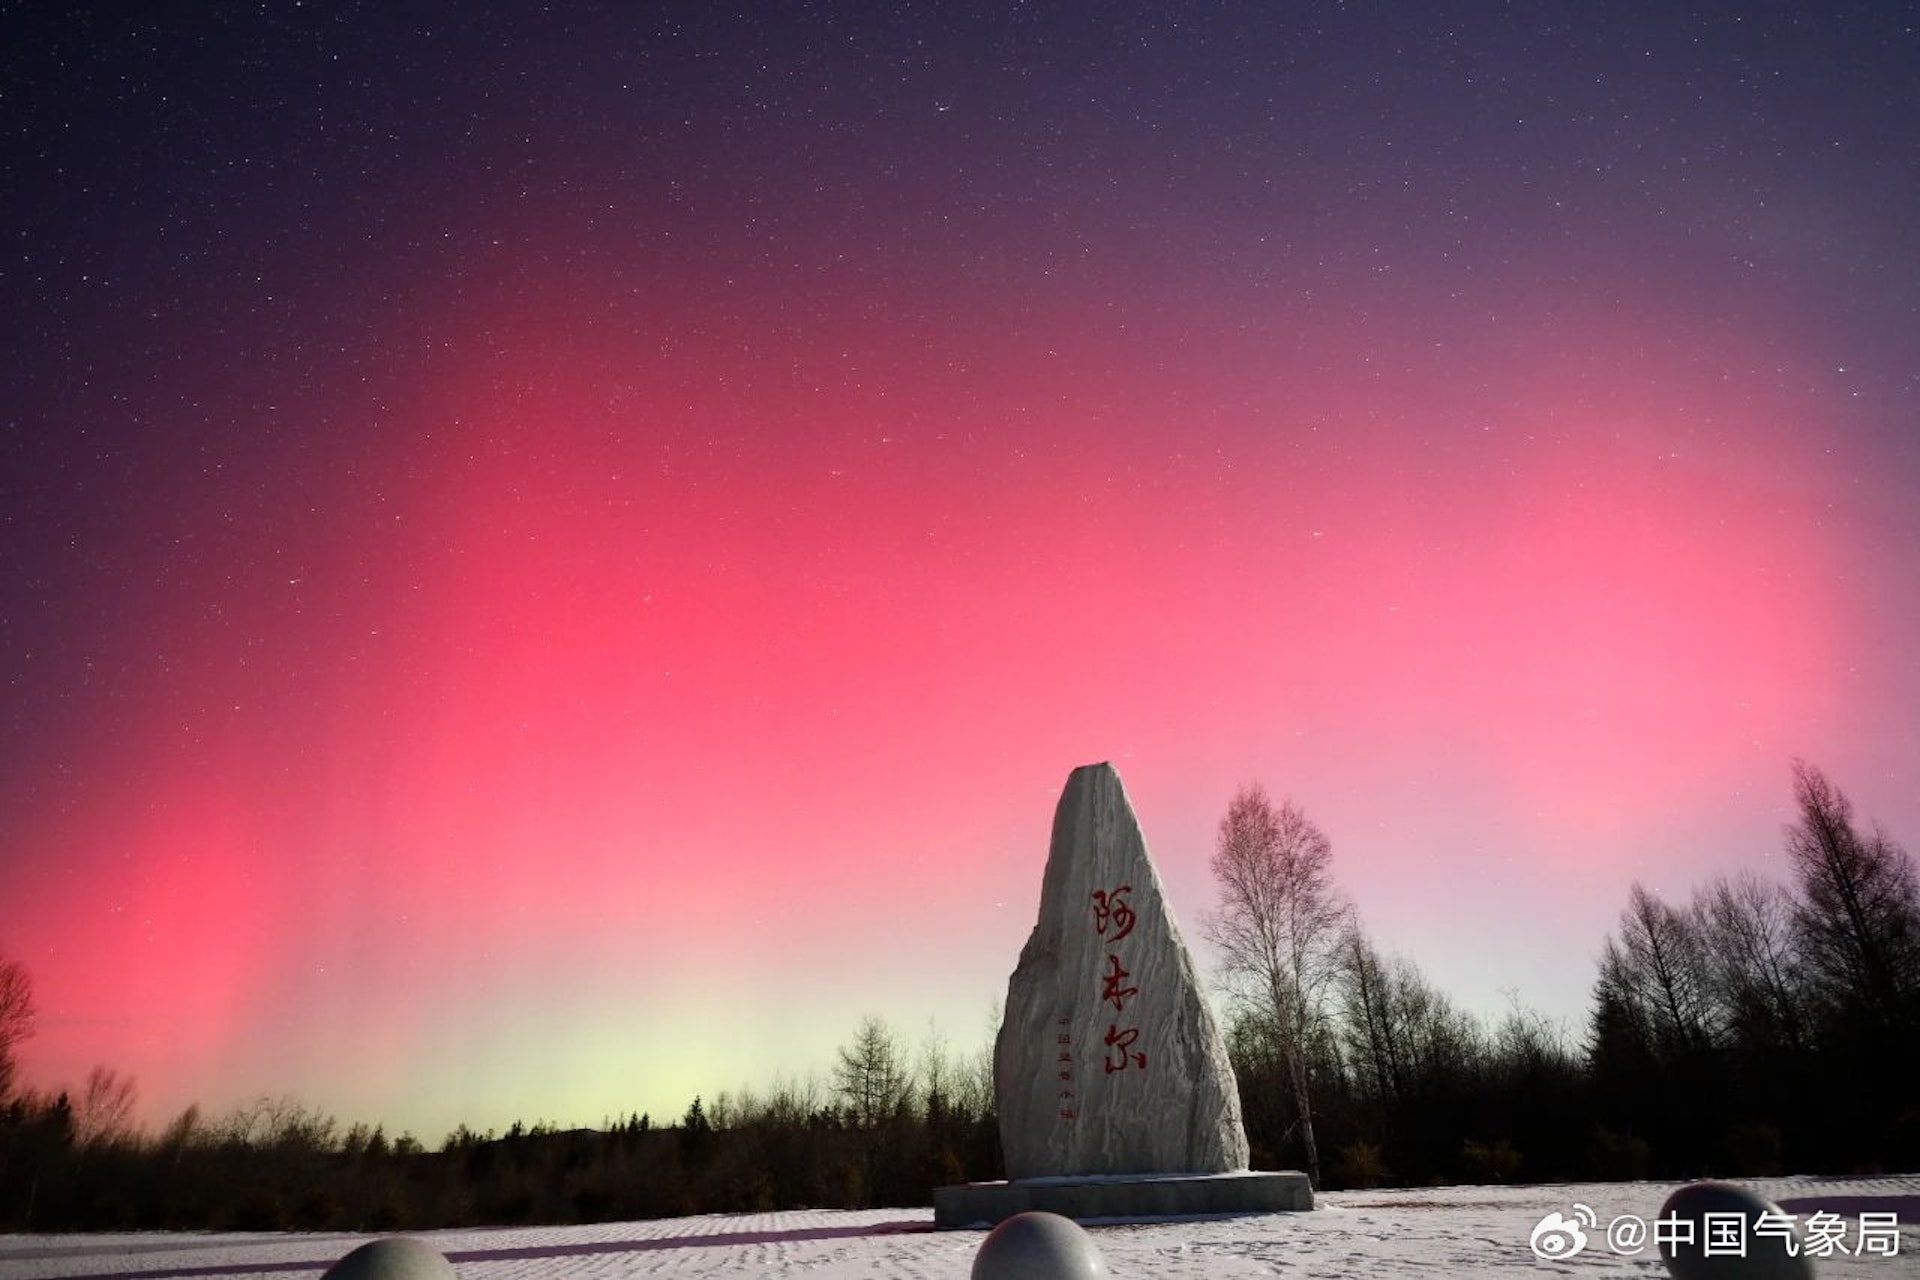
left=995, top=762, right=1249, bottom=1179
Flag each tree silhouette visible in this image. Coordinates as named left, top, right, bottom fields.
left=1781, top=760, right=1920, bottom=1161
left=833, top=1015, right=912, bottom=1129
left=678, top=1095, right=713, bottom=1169
left=1693, top=871, right=1806, bottom=1057
left=1205, top=784, right=1347, bottom=1187
left=73, top=1066, right=138, bottom=1149
left=1607, top=883, right=1718, bottom=1059
left=1338, top=931, right=1404, bottom=1112
left=1586, top=882, right=1723, bottom=1169
left=1784, top=759, right=1920, bottom=1037
left=0, top=951, right=34, bottom=1105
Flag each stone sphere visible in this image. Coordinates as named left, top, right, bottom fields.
left=320, top=1238, right=457, bottom=1280
left=1657, top=1181, right=1815, bottom=1280
left=973, top=1211, right=1108, bottom=1280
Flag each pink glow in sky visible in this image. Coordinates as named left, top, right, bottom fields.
left=4, top=6, right=1917, bottom=1143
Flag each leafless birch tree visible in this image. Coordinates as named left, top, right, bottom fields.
left=1205, top=784, right=1347, bottom=1187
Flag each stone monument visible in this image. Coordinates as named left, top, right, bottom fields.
left=934, top=762, right=1312, bottom=1227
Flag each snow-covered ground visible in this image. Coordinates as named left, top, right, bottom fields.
left=4, top=1176, right=1917, bottom=1279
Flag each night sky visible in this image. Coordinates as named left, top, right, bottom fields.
left=4, top=3, right=1917, bottom=1141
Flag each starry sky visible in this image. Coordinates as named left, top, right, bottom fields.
left=3, top=3, right=1917, bottom=1142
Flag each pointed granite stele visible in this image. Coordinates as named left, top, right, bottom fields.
left=934, top=762, right=1312, bottom=1228
left=997, top=760, right=1247, bottom=1178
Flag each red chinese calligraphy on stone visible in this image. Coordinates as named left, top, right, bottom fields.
left=1103, top=1023, right=1147, bottom=1073
left=1101, top=954, right=1139, bottom=1012
left=1090, top=885, right=1136, bottom=942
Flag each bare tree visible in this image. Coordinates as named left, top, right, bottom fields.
left=833, top=1015, right=913, bottom=1128
left=1784, top=760, right=1920, bottom=1034
left=951, top=1005, right=999, bottom=1126
left=1607, top=882, right=1719, bottom=1058
left=1205, top=784, right=1347, bottom=1187
left=759, top=1072, right=825, bottom=1128
left=1588, top=934, right=1655, bottom=1066
left=159, top=1103, right=203, bottom=1151
left=1694, top=871, right=1807, bottom=1054
left=73, top=1066, right=139, bottom=1148
left=0, top=951, right=34, bottom=1104
left=218, top=1094, right=337, bottom=1151
left=1393, top=957, right=1480, bottom=1084
left=1338, top=929, right=1403, bottom=1107
left=1489, top=990, right=1575, bottom=1080
left=918, top=1018, right=952, bottom=1116
left=1337, top=931, right=1480, bottom=1111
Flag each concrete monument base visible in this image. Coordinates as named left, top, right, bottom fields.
left=933, top=1170, right=1312, bottom=1229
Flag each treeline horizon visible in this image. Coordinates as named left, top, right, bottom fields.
left=2, top=758, right=1914, bottom=1232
